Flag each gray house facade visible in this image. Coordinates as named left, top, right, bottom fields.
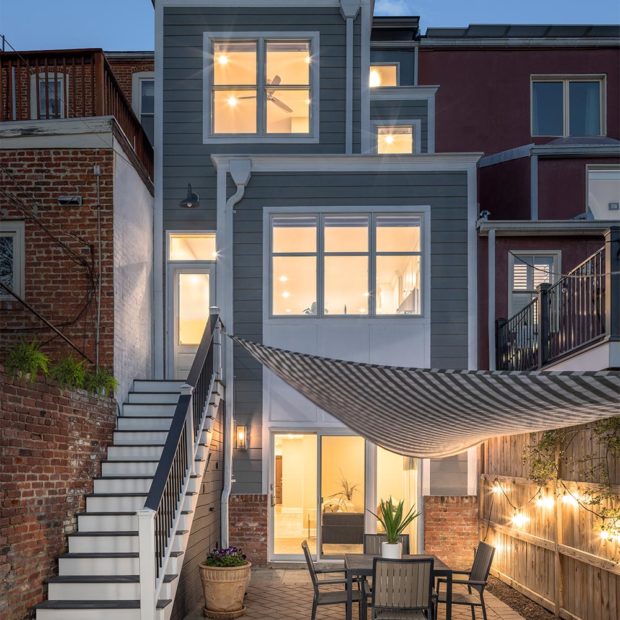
left=156, top=0, right=480, bottom=563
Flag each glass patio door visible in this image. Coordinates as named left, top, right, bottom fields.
left=319, top=435, right=365, bottom=557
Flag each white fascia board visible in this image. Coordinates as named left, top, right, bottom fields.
left=0, top=117, right=114, bottom=149
left=160, top=0, right=340, bottom=6
left=478, top=220, right=613, bottom=236
left=370, top=86, right=439, bottom=101
left=211, top=153, right=482, bottom=173
left=420, top=38, right=620, bottom=48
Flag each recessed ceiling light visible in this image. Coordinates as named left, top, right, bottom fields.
left=218, top=55, right=229, bottom=65
left=279, top=275, right=288, bottom=283
left=282, top=291, right=290, bottom=298
left=227, top=96, right=238, bottom=107
left=385, top=135, right=395, bottom=145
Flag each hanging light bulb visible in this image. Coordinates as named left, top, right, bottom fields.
left=511, top=512, right=530, bottom=528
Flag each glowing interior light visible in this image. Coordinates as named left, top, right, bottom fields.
left=305, top=55, right=312, bottom=64
left=358, top=307, right=366, bottom=313
left=511, top=512, right=529, bottom=528
left=281, top=291, right=290, bottom=298
left=562, top=494, right=579, bottom=507
left=369, top=69, right=381, bottom=88
left=535, top=495, right=555, bottom=509
left=279, top=275, right=289, bottom=283
left=212, top=250, right=219, bottom=259
left=218, top=54, right=229, bottom=65
left=363, top=292, right=370, bottom=297
left=285, top=308, right=292, bottom=314
left=384, top=134, right=395, bottom=145
left=600, top=530, right=611, bottom=541
left=227, top=96, right=238, bottom=107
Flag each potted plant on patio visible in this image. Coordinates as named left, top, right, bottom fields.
left=199, top=546, right=251, bottom=619
left=370, top=497, right=420, bottom=559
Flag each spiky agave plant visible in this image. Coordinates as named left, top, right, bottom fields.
left=369, top=497, right=420, bottom=544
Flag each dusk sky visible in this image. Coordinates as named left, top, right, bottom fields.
left=0, top=0, right=618, bottom=51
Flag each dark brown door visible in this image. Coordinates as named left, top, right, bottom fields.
left=275, top=455, right=283, bottom=505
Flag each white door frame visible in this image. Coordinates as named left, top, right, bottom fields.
left=165, top=262, right=216, bottom=379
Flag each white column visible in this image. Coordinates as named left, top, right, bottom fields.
left=137, top=508, right=157, bottom=620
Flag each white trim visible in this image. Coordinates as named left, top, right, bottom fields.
left=413, top=45, right=419, bottom=86
left=467, top=165, right=478, bottom=371
left=131, top=71, right=155, bottom=117
left=29, top=72, right=68, bottom=120
left=360, top=0, right=372, bottom=153
left=154, top=0, right=165, bottom=377
left=530, top=74, right=607, bottom=138
left=264, top=206, right=430, bottom=320
left=467, top=447, right=478, bottom=496
left=345, top=17, right=354, bottom=154
left=370, top=85, right=439, bottom=101
left=426, top=94, right=435, bottom=153
left=202, top=32, right=320, bottom=144
left=530, top=154, right=539, bottom=220
left=478, top=219, right=618, bottom=235
left=211, top=153, right=482, bottom=173
left=421, top=459, right=431, bottom=496
left=371, top=119, right=422, bottom=155
left=0, top=220, right=25, bottom=300
left=586, top=164, right=620, bottom=216
left=487, top=229, right=496, bottom=371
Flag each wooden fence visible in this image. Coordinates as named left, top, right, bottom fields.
left=481, top=425, right=620, bottom=620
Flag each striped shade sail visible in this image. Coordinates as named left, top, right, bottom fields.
left=232, top=336, right=620, bottom=458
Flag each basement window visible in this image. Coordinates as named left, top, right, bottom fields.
left=0, top=221, right=25, bottom=300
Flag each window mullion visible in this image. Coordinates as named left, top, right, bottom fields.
left=257, top=38, right=265, bottom=136
left=564, top=80, right=570, bottom=137
left=370, top=214, right=376, bottom=316
left=318, top=214, right=324, bottom=318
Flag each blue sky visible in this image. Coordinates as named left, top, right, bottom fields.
left=0, top=0, right=618, bottom=51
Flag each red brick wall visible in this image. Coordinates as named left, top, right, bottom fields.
left=423, top=496, right=479, bottom=571
left=0, top=149, right=115, bottom=369
left=106, top=58, right=154, bottom=104
left=0, top=366, right=116, bottom=620
left=228, top=494, right=268, bottom=566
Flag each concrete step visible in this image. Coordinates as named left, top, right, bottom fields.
left=68, top=530, right=188, bottom=554
left=94, top=475, right=200, bottom=495
left=76, top=511, right=192, bottom=533
left=47, top=574, right=177, bottom=602
left=126, top=391, right=180, bottom=404
left=58, top=551, right=183, bottom=577
left=36, top=598, right=171, bottom=620
left=133, top=379, right=184, bottom=393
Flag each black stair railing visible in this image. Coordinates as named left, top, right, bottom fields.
left=137, top=309, right=223, bottom=617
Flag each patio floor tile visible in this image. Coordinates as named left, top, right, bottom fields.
left=184, top=567, right=523, bottom=619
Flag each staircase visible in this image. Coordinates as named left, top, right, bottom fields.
left=36, top=313, right=225, bottom=620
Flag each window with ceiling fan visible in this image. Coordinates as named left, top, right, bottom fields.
left=205, top=33, right=319, bottom=141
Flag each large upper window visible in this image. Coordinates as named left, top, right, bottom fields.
left=206, top=34, right=318, bottom=140
left=271, top=214, right=422, bottom=317
left=531, top=77, right=605, bottom=137
left=0, top=221, right=25, bottom=299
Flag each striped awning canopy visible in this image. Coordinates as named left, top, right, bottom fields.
left=233, top=337, right=620, bottom=458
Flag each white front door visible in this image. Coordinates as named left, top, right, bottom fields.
left=168, top=265, right=215, bottom=379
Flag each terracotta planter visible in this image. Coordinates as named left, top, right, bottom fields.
left=199, top=561, right=252, bottom=619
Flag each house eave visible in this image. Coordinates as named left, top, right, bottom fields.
left=478, top=220, right=615, bottom=236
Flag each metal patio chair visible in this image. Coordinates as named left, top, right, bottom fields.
left=368, top=557, right=435, bottom=619
left=363, top=533, right=411, bottom=555
left=435, top=541, right=496, bottom=620
left=301, top=540, right=366, bottom=620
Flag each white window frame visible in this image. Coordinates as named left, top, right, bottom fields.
left=30, top=72, right=68, bottom=119
left=267, top=207, right=427, bottom=319
left=586, top=164, right=620, bottom=216
left=530, top=75, right=606, bottom=138
left=369, top=61, right=400, bottom=88
left=372, top=119, right=422, bottom=154
left=0, top=221, right=25, bottom=300
left=508, top=250, right=561, bottom=317
left=131, top=71, right=155, bottom=118
left=203, top=31, right=320, bottom=144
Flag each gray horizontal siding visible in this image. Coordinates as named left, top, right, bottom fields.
left=163, top=6, right=351, bottom=230
left=232, top=170, right=469, bottom=493
left=370, top=99, right=429, bottom=153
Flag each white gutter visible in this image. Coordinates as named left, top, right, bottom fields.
left=216, top=157, right=252, bottom=547
left=340, top=1, right=360, bottom=154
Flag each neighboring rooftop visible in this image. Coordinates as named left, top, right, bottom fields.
left=424, top=24, right=620, bottom=39
left=371, top=16, right=420, bottom=41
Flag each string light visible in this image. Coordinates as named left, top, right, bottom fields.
left=562, top=493, right=579, bottom=507
left=511, top=511, right=530, bottom=528
left=535, top=495, right=555, bottom=509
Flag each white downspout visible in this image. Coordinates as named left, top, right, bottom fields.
left=340, top=0, right=361, bottom=154
left=219, top=158, right=252, bottom=547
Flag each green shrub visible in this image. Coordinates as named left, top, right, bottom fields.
left=5, top=341, right=49, bottom=382
left=49, top=357, right=86, bottom=390
left=84, top=367, right=118, bottom=397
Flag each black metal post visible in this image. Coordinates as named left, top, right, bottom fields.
left=495, top=318, right=507, bottom=370
left=537, top=283, right=551, bottom=369
left=605, top=226, right=620, bottom=341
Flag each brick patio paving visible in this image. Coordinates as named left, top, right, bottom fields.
left=185, top=567, right=524, bottom=619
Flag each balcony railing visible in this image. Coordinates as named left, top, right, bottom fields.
left=496, top=227, right=620, bottom=371
left=0, top=49, right=153, bottom=178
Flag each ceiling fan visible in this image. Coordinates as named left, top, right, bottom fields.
left=237, top=75, right=293, bottom=112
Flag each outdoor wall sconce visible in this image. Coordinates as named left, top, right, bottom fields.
left=179, top=183, right=200, bottom=208
left=235, top=424, right=249, bottom=450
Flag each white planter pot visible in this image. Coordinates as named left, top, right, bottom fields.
left=381, top=541, right=402, bottom=559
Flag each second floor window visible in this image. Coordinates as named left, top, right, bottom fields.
left=271, top=213, right=423, bottom=317
left=209, top=37, right=315, bottom=137
left=31, top=73, right=66, bottom=119
left=139, top=79, right=154, bottom=145
left=369, top=63, right=399, bottom=88
left=531, top=77, right=604, bottom=137
left=509, top=252, right=559, bottom=316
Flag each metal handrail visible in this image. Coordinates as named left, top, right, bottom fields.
left=138, top=310, right=223, bottom=618
left=496, top=297, right=539, bottom=371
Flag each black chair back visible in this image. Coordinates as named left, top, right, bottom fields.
left=470, top=541, right=496, bottom=593
left=301, top=540, right=320, bottom=594
left=363, top=533, right=410, bottom=555
left=371, top=557, right=434, bottom=613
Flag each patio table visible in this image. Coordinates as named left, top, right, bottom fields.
left=344, top=553, right=453, bottom=620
